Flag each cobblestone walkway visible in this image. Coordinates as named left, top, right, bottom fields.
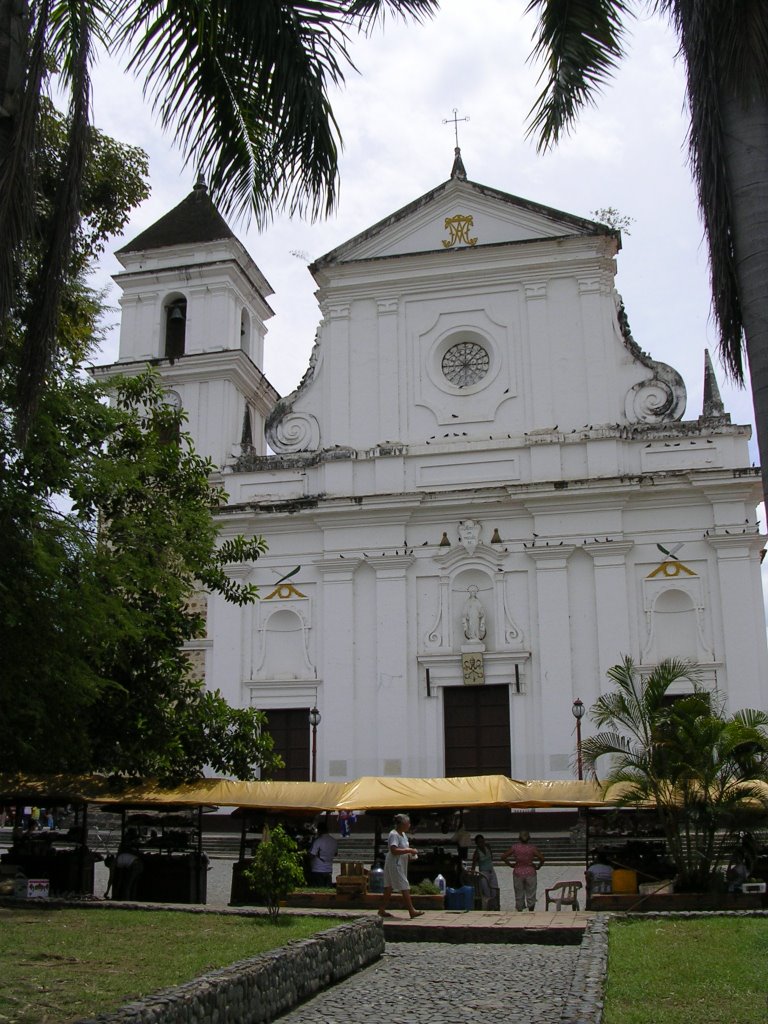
left=278, top=941, right=580, bottom=1023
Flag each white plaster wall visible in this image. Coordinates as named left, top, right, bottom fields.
left=207, top=473, right=768, bottom=782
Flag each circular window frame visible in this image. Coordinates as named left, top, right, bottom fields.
left=430, top=329, right=498, bottom=396
left=441, top=340, right=490, bottom=387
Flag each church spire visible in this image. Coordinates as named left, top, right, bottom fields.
left=451, top=146, right=467, bottom=181
left=701, top=348, right=729, bottom=421
left=442, top=108, right=469, bottom=180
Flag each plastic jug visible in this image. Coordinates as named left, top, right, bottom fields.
left=434, top=873, right=447, bottom=895
left=368, top=862, right=385, bottom=894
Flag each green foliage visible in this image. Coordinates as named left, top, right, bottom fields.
left=243, top=825, right=307, bottom=919
left=0, top=106, right=280, bottom=780
left=35, top=98, right=150, bottom=265
left=2, top=99, right=148, bottom=353
left=526, top=0, right=630, bottom=151
left=0, top=367, right=281, bottom=779
left=583, top=655, right=768, bottom=890
left=411, top=879, right=440, bottom=894
left=590, top=207, right=634, bottom=235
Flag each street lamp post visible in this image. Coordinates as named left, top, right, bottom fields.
left=572, top=698, right=585, bottom=780
left=309, top=706, right=321, bottom=782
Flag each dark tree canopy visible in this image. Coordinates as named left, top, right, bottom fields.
left=0, top=106, right=280, bottom=781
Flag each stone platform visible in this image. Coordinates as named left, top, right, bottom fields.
left=378, top=907, right=590, bottom=944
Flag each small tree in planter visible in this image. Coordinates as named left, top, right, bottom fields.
left=242, top=825, right=306, bottom=919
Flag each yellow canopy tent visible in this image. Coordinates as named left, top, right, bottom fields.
left=0, top=773, right=625, bottom=812
left=93, top=778, right=351, bottom=814
left=334, top=775, right=614, bottom=811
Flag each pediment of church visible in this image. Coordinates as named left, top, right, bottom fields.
left=260, top=165, right=700, bottom=457
left=311, top=176, right=613, bottom=268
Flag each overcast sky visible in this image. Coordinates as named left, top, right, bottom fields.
left=88, top=0, right=757, bottom=437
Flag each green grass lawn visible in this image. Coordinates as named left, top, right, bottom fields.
left=0, top=906, right=339, bottom=1024
left=605, top=917, right=768, bottom=1024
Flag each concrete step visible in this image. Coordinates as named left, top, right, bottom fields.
left=196, top=832, right=585, bottom=865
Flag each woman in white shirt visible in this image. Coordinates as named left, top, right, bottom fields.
left=378, top=813, right=424, bottom=919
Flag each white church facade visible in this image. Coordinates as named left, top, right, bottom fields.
left=97, top=157, right=768, bottom=783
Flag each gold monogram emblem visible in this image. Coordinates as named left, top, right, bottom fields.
left=442, top=214, right=478, bottom=248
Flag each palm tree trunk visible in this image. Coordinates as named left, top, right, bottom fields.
left=0, top=0, right=27, bottom=129
left=0, top=0, right=40, bottom=330
left=15, top=0, right=91, bottom=443
left=720, top=91, right=768, bottom=507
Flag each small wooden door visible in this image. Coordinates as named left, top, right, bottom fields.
left=262, top=709, right=310, bottom=781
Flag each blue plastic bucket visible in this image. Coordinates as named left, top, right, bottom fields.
left=445, top=885, right=474, bottom=910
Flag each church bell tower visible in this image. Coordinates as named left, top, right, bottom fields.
left=97, top=177, right=279, bottom=468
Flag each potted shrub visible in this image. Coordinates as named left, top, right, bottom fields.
left=242, top=825, right=305, bottom=919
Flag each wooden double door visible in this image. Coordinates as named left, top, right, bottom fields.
left=443, top=684, right=512, bottom=777
left=443, top=684, right=512, bottom=829
left=263, top=709, right=310, bottom=781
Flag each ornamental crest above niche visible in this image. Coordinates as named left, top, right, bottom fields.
left=458, top=519, right=481, bottom=555
left=442, top=214, right=478, bottom=248
left=646, top=543, right=697, bottom=580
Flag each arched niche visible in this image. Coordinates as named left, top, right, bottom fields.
left=652, top=588, right=699, bottom=661
left=256, top=608, right=314, bottom=680
left=452, top=567, right=495, bottom=648
left=164, top=293, right=187, bottom=362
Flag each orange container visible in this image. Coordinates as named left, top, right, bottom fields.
left=612, top=869, right=638, bottom=894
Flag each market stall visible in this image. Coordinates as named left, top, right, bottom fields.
left=0, top=775, right=102, bottom=897
left=0, top=772, right=625, bottom=906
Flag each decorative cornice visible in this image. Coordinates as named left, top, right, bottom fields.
left=525, top=545, right=576, bottom=566
left=364, top=555, right=415, bottom=572
left=705, top=533, right=765, bottom=555
left=434, top=542, right=505, bottom=570
left=314, top=557, right=362, bottom=577
left=582, top=540, right=634, bottom=561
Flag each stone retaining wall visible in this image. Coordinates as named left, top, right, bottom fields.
left=78, top=917, right=383, bottom=1024
left=560, top=914, right=608, bottom=1024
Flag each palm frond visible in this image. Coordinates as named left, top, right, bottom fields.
left=113, top=1, right=435, bottom=225
left=526, top=0, right=632, bottom=151
left=660, top=0, right=768, bottom=383
left=732, top=707, right=768, bottom=731
left=343, top=0, right=438, bottom=32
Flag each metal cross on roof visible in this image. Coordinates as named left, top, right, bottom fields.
left=443, top=108, right=469, bottom=147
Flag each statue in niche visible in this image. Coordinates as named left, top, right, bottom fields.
left=458, top=519, right=481, bottom=555
left=462, top=586, right=487, bottom=641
